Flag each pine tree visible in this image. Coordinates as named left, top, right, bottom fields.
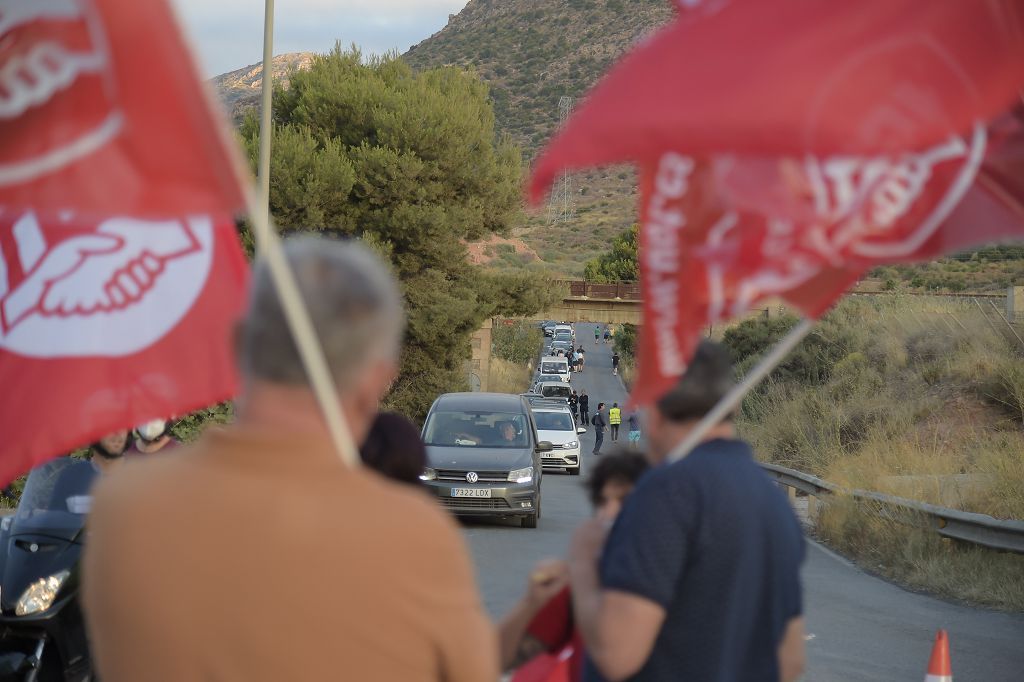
left=241, top=46, right=557, bottom=420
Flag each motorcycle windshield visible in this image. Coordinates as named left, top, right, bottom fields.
left=11, top=458, right=97, bottom=541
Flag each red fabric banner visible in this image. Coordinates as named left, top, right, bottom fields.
left=632, top=108, right=1024, bottom=403
left=530, top=0, right=1024, bottom=203
left=0, top=0, right=250, bottom=483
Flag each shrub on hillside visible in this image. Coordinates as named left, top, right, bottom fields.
left=492, top=321, right=542, bottom=366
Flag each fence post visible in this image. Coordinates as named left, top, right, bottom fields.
left=1007, top=285, right=1024, bottom=323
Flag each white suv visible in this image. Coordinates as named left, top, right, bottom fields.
left=528, top=398, right=586, bottom=475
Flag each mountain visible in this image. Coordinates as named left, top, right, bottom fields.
left=211, top=52, right=315, bottom=123
left=405, top=0, right=675, bottom=274
left=405, top=0, right=673, bottom=156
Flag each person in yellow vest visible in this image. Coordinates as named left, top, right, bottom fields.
left=609, top=403, right=622, bottom=442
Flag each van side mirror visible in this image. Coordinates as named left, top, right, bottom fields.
left=577, top=426, right=587, bottom=434
left=536, top=441, right=554, bottom=453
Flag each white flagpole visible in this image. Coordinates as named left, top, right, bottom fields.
left=257, top=0, right=275, bottom=215
left=666, top=318, right=815, bottom=462
left=248, top=0, right=360, bottom=468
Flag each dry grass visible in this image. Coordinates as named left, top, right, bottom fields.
left=734, top=296, right=1024, bottom=609
left=816, top=496, right=1024, bottom=611
left=489, top=357, right=533, bottom=395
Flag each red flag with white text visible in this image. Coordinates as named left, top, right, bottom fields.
left=528, top=1, right=1024, bottom=403
left=0, top=0, right=250, bottom=483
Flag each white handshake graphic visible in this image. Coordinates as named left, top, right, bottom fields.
left=0, top=213, right=215, bottom=358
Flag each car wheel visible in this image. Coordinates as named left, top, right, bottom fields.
left=569, top=465, right=580, bottom=476
left=521, top=512, right=538, bottom=528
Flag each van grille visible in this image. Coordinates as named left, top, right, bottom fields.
left=435, top=469, right=508, bottom=483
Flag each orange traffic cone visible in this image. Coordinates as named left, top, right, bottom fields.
left=925, top=629, right=953, bottom=682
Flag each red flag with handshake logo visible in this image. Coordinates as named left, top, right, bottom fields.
left=529, top=0, right=1024, bottom=404
left=0, top=0, right=250, bottom=482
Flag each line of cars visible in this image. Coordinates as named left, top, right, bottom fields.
left=417, top=322, right=587, bottom=528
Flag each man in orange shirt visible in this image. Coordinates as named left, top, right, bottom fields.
left=83, top=238, right=497, bottom=681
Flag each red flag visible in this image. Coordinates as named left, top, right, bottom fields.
left=631, top=108, right=1024, bottom=403
left=0, top=0, right=250, bottom=483
left=530, top=0, right=1024, bottom=204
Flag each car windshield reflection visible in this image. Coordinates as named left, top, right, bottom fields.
left=423, top=411, right=530, bottom=448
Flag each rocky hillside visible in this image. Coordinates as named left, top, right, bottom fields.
left=405, top=0, right=673, bottom=156
left=211, top=52, right=315, bottom=123
left=405, top=0, right=674, bottom=274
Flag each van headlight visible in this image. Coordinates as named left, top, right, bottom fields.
left=419, top=467, right=438, bottom=481
left=16, top=570, right=69, bottom=616
left=564, top=441, right=578, bottom=449
left=508, top=467, right=533, bottom=484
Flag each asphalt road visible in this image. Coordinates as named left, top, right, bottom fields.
left=461, top=323, right=1024, bottom=680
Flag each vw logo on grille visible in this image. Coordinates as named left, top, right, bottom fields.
left=465, top=471, right=479, bottom=483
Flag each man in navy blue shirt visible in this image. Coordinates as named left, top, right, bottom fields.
left=568, top=341, right=806, bottom=682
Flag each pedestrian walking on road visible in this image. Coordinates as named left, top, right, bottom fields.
left=576, top=345, right=586, bottom=372
left=569, top=390, right=579, bottom=420
left=611, top=351, right=620, bottom=376
left=579, top=391, right=590, bottom=427
left=608, top=403, right=621, bottom=442
left=83, top=238, right=498, bottom=682
left=591, top=403, right=607, bottom=455
left=594, top=326, right=601, bottom=345
left=603, top=329, right=611, bottom=344
left=567, top=348, right=577, bottom=373
left=569, top=341, right=806, bottom=682
left=627, top=413, right=641, bottom=448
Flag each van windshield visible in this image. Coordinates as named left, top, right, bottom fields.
left=540, top=385, right=572, bottom=399
left=541, top=361, right=567, bottom=374
left=423, top=410, right=529, bottom=448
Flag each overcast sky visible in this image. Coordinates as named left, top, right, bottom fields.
left=171, top=0, right=470, bottom=76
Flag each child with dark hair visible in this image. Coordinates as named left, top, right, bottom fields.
left=498, top=450, right=649, bottom=681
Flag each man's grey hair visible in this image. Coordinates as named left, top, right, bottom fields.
left=237, top=237, right=405, bottom=388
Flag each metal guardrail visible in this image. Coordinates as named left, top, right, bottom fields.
left=760, top=463, right=1024, bottom=554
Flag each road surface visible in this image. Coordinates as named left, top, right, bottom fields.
left=461, top=323, right=1024, bottom=680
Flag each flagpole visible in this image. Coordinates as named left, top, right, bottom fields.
left=245, top=188, right=361, bottom=468
left=257, top=0, right=275, bottom=218
left=667, top=318, right=814, bottom=462
left=245, top=0, right=359, bottom=468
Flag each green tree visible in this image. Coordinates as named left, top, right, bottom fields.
left=242, top=47, right=557, bottom=420
left=583, top=223, right=639, bottom=282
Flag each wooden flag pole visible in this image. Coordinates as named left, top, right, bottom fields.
left=666, top=318, right=814, bottom=463
left=248, top=0, right=359, bottom=468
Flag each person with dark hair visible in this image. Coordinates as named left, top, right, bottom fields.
left=591, top=403, right=607, bottom=455
left=578, top=391, right=590, bottom=427
left=359, top=412, right=427, bottom=487
left=90, top=430, right=133, bottom=474
left=569, top=340, right=806, bottom=682
left=498, top=451, right=649, bottom=681
left=568, top=390, right=579, bottom=421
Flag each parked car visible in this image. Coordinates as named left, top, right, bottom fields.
left=540, top=321, right=558, bottom=337
left=420, top=393, right=549, bottom=528
left=547, top=341, right=572, bottom=358
left=552, top=331, right=573, bottom=347
left=526, top=397, right=586, bottom=475
left=530, top=381, right=573, bottom=401
left=537, top=356, right=570, bottom=383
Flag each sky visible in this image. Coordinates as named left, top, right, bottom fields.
left=170, top=0, right=471, bottom=76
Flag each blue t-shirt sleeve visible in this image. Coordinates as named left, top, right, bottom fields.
left=599, top=471, right=694, bottom=609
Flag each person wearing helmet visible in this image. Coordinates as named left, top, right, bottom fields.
left=90, top=430, right=133, bottom=474
left=133, top=419, right=178, bottom=455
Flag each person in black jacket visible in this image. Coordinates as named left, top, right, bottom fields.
left=592, top=403, right=607, bottom=455
left=569, top=390, right=579, bottom=420
left=578, top=391, right=590, bottom=427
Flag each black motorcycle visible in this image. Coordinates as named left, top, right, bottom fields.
left=0, top=457, right=96, bottom=681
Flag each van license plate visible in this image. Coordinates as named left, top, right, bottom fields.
left=451, top=488, right=492, bottom=498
